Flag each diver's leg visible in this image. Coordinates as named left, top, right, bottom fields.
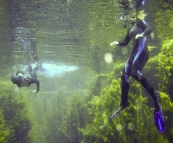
left=132, top=52, right=164, bottom=132
left=120, top=72, right=130, bottom=108
left=119, top=57, right=134, bottom=108
left=31, top=69, right=37, bottom=80
left=131, top=48, right=160, bottom=111
left=132, top=70, right=160, bottom=110
left=119, top=47, right=137, bottom=108
left=132, top=73, right=164, bottom=132
left=30, top=41, right=41, bottom=70
left=25, top=64, right=32, bottom=74
left=30, top=41, right=38, bottom=63
left=22, top=40, right=30, bottom=65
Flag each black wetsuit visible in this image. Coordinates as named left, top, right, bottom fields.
left=117, top=19, right=160, bottom=111
left=20, top=39, right=38, bottom=65
left=11, top=65, right=40, bottom=93
left=11, top=26, right=40, bottom=93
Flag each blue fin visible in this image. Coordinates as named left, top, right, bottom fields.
left=154, top=107, right=165, bottom=132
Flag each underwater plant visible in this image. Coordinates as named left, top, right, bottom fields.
left=0, top=81, right=32, bottom=143
left=157, top=39, right=173, bottom=99
left=79, top=69, right=172, bottom=143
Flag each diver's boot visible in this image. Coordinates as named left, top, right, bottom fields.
left=154, top=90, right=161, bottom=111
left=33, top=61, right=41, bottom=71
left=153, top=90, right=165, bottom=132
left=120, top=94, right=130, bottom=110
left=26, top=64, right=32, bottom=73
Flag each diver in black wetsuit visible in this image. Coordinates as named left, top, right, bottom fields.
left=11, top=26, right=40, bottom=93
left=110, top=11, right=164, bottom=132
left=11, top=65, right=40, bottom=93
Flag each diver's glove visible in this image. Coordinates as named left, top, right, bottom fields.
left=135, top=34, right=143, bottom=39
left=110, top=41, right=119, bottom=46
left=154, top=107, right=165, bottom=132
left=32, top=90, right=38, bottom=94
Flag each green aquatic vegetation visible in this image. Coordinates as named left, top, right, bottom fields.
left=87, top=74, right=108, bottom=96
left=148, top=45, right=157, bottom=52
left=0, top=0, right=172, bottom=142
left=26, top=40, right=173, bottom=143
left=0, top=80, right=32, bottom=143
left=28, top=91, right=69, bottom=143
left=158, top=92, right=173, bottom=142
left=76, top=57, right=173, bottom=143
left=157, top=39, right=173, bottom=96
left=0, top=112, right=10, bottom=143
left=55, top=94, right=87, bottom=143
left=80, top=79, right=170, bottom=143
left=22, top=39, right=173, bottom=143
left=153, top=0, right=173, bottom=41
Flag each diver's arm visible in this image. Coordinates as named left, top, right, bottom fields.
left=36, top=80, right=40, bottom=93
left=135, top=20, right=152, bottom=39
left=117, top=29, right=131, bottom=46
left=33, top=80, right=40, bottom=93
left=110, top=29, right=130, bottom=46
left=141, top=20, right=152, bottom=36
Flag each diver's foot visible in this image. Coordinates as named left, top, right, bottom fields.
left=153, top=90, right=165, bottom=132
left=26, top=64, right=32, bottom=72
left=120, top=101, right=130, bottom=110
left=36, top=61, right=41, bottom=68
left=33, top=61, right=42, bottom=70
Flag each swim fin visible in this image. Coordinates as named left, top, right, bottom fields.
left=102, top=101, right=129, bottom=129
left=154, top=107, right=165, bottom=132
left=102, top=106, right=123, bottom=129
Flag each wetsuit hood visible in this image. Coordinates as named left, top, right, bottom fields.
left=11, top=75, right=23, bottom=84
left=11, top=75, right=18, bottom=84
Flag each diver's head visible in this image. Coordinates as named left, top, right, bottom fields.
left=11, top=75, right=19, bottom=84
left=120, top=11, right=137, bottom=25
left=11, top=73, right=24, bottom=84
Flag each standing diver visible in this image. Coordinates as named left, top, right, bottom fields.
left=11, top=26, right=40, bottom=93
left=108, top=10, right=164, bottom=132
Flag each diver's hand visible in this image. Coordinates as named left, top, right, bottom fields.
left=110, top=41, right=119, bottom=46
left=32, top=90, right=38, bottom=94
left=135, top=34, right=143, bottom=39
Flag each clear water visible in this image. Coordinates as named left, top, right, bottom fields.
left=0, top=0, right=172, bottom=143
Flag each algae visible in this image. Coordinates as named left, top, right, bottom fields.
left=0, top=81, right=32, bottom=143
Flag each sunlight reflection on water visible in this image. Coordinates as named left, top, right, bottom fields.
left=12, top=62, right=79, bottom=78
left=39, top=62, right=79, bottom=77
